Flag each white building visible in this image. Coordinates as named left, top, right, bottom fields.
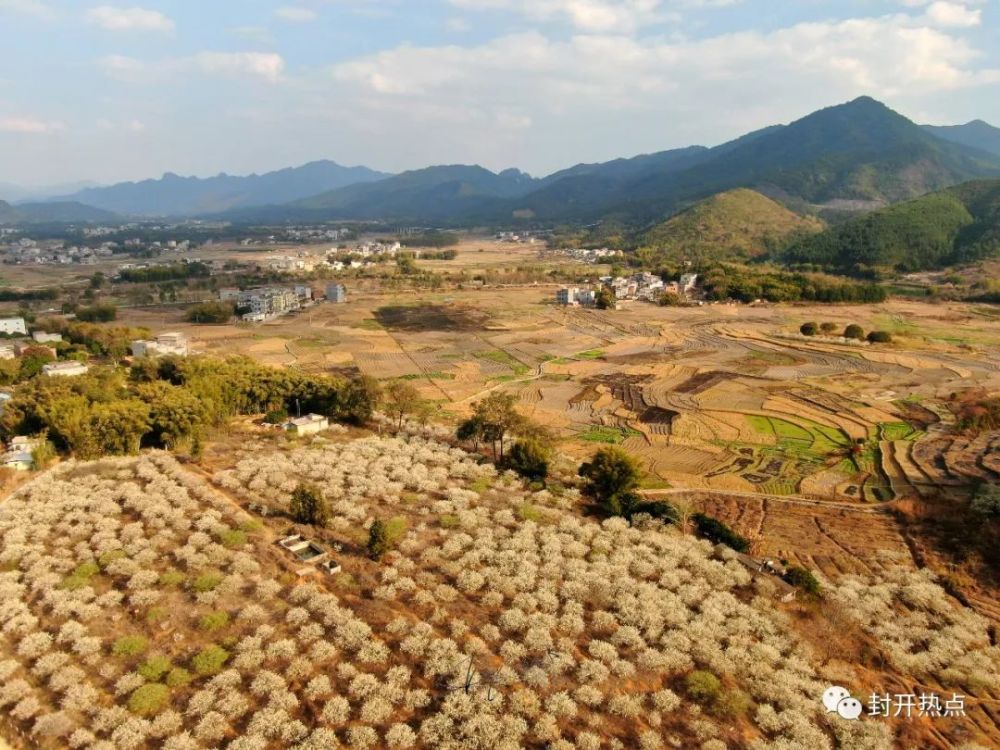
left=680, top=273, right=699, bottom=293
left=326, top=284, right=347, bottom=304
left=222, top=287, right=301, bottom=321
left=0, top=318, right=27, bottom=336
left=2, top=436, right=36, bottom=472
left=284, top=414, right=329, bottom=436
left=577, top=289, right=597, bottom=307
left=42, top=361, right=89, bottom=378
left=32, top=331, right=62, bottom=344
left=131, top=332, right=189, bottom=359
left=0, top=345, right=14, bottom=361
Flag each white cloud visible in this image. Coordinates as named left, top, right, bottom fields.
left=192, top=52, right=286, bottom=81
left=0, top=0, right=53, bottom=19
left=0, top=116, right=64, bottom=134
left=924, top=1, right=981, bottom=27
left=449, top=0, right=666, bottom=33
left=87, top=5, right=175, bottom=32
left=275, top=6, right=318, bottom=22
left=100, top=52, right=286, bottom=83
left=327, top=11, right=1000, bottom=171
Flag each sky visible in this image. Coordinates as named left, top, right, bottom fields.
left=0, top=0, right=998, bottom=187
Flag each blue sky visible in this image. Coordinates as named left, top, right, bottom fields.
left=1, top=0, right=998, bottom=187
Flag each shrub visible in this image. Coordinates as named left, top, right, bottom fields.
left=692, top=513, right=749, bottom=552
left=504, top=439, right=551, bottom=482
left=165, top=668, right=192, bottom=688
left=199, top=612, right=231, bottom=632
left=971, top=485, right=1000, bottom=518
left=138, top=656, right=172, bottom=682
left=783, top=566, right=822, bottom=597
left=658, top=292, right=682, bottom=307
left=264, top=408, right=288, bottom=425
left=867, top=330, right=893, bottom=343
left=799, top=322, right=818, bottom=336
left=191, top=645, right=229, bottom=676
left=844, top=324, right=865, bottom=340
left=159, top=570, right=185, bottom=587
left=128, top=683, right=170, bottom=716
left=113, top=636, right=149, bottom=658
left=217, top=529, right=247, bottom=549
left=191, top=573, right=223, bottom=593
left=289, top=483, right=330, bottom=527
left=684, top=670, right=722, bottom=705
left=820, top=322, right=838, bottom=334
left=579, top=447, right=642, bottom=518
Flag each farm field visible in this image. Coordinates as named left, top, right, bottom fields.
left=121, top=292, right=1000, bottom=508
left=1, top=426, right=998, bottom=749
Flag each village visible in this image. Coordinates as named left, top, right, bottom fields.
left=556, top=271, right=700, bottom=306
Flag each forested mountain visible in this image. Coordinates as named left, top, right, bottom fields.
left=780, top=179, right=1000, bottom=273
left=238, top=98, right=1000, bottom=225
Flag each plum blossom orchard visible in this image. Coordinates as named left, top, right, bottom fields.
left=0, top=425, right=995, bottom=748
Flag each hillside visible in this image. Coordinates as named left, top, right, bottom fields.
left=0, top=200, right=119, bottom=224
left=781, top=179, right=1000, bottom=272
left=53, top=160, right=390, bottom=217
left=637, top=188, right=825, bottom=262
left=289, top=164, right=538, bottom=221
left=924, top=120, right=1000, bottom=157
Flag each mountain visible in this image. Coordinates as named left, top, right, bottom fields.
left=515, top=97, right=1000, bottom=223
left=0, top=200, right=119, bottom=225
left=923, top=120, right=1000, bottom=158
left=780, top=179, right=1000, bottom=272
left=0, top=180, right=100, bottom=203
left=288, top=165, right=539, bottom=221
left=638, top=188, right=825, bottom=262
left=53, top=160, right=390, bottom=217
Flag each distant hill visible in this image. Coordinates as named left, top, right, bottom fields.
left=780, top=179, right=1000, bottom=272
left=0, top=200, right=119, bottom=225
left=638, top=188, right=825, bottom=263
left=923, top=121, right=1000, bottom=157
left=53, top=160, right=390, bottom=217
left=289, top=165, right=538, bottom=221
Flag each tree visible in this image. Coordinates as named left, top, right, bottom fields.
left=691, top=513, right=750, bottom=552
left=384, top=381, right=424, bottom=430
left=867, top=330, right=892, bottom=343
left=503, top=439, right=551, bottom=482
left=340, top=376, right=382, bottom=425
left=594, top=287, right=616, bottom=310
left=456, top=415, right=486, bottom=451
left=185, top=302, right=235, bottom=324
left=289, top=483, right=329, bottom=526
left=658, top=292, right=682, bottom=307
left=18, top=346, right=56, bottom=380
left=367, top=518, right=406, bottom=560
left=844, top=324, right=865, bottom=340
left=783, top=566, right=822, bottom=597
left=820, top=322, right=838, bottom=334
left=469, top=392, right=527, bottom=461
left=578, top=446, right=642, bottom=518
left=971, top=484, right=1000, bottom=518
left=799, top=322, right=818, bottom=336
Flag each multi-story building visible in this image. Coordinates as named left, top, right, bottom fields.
left=556, top=288, right=579, bottom=306
left=326, top=284, right=347, bottom=304
left=221, top=287, right=302, bottom=321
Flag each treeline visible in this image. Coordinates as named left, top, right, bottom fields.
left=0, top=288, right=59, bottom=303
left=0, top=356, right=381, bottom=460
left=691, top=264, right=887, bottom=303
left=117, top=262, right=211, bottom=284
